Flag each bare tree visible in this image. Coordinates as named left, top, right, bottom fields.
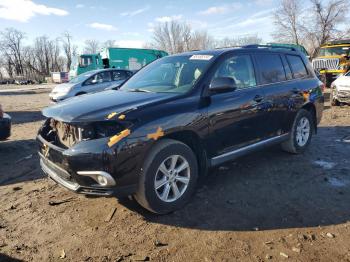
left=273, top=0, right=305, bottom=45
left=152, top=21, right=192, bottom=54
left=189, top=31, right=215, bottom=50
left=0, top=28, right=25, bottom=76
left=102, top=40, right=116, bottom=48
left=272, top=0, right=350, bottom=57
left=84, top=39, right=100, bottom=53
left=215, top=35, right=263, bottom=48
left=308, top=0, right=349, bottom=52
left=61, top=31, right=77, bottom=71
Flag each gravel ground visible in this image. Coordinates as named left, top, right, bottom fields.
left=0, top=87, right=349, bottom=262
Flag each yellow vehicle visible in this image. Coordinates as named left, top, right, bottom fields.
left=312, top=40, right=350, bottom=86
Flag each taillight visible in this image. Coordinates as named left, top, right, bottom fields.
left=0, top=105, right=3, bottom=118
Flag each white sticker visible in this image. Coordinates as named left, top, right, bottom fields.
left=189, top=55, right=213, bottom=60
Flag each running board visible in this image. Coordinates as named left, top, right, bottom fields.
left=210, top=133, right=290, bottom=166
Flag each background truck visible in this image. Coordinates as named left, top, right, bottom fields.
left=312, top=39, right=350, bottom=87
left=69, top=48, right=168, bottom=79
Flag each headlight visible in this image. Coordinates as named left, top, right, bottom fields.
left=94, top=122, right=126, bottom=138
left=340, top=64, right=348, bottom=70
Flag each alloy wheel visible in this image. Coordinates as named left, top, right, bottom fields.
left=296, top=116, right=310, bottom=147
left=154, top=155, right=191, bottom=202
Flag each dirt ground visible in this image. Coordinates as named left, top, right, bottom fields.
left=0, top=85, right=350, bottom=262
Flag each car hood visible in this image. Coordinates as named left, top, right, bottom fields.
left=333, top=76, right=350, bottom=90
left=51, top=83, right=75, bottom=92
left=42, top=90, right=177, bottom=123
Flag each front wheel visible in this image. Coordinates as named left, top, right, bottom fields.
left=281, top=109, right=313, bottom=154
left=134, top=139, right=198, bottom=214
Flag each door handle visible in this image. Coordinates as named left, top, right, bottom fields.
left=253, top=95, right=264, bottom=103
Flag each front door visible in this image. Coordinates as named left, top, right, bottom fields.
left=83, top=71, right=112, bottom=93
left=206, top=54, right=267, bottom=158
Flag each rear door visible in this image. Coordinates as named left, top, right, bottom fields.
left=207, top=53, right=268, bottom=157
left=253, top=52, right=297, bottom=136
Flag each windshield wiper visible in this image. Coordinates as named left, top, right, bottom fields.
left=127, top=88, right=153, bottom=93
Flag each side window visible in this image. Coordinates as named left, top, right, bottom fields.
left=112, top=70, right=127, bottom=81
left=213, top=55, right=256, bottom=89
left=97, top=71, right=111, bottom=82
left=255, top=54, right=286, bottom=84
left=84, top=76, right=95, bottom=86
left=286, top=55, right=308, bottom=79
left=281, top=55, right=293, bottom=80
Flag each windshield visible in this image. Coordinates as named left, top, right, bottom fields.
left=120, top=54, right=214, bottom=93
left=69, top=72, right=94, bottom=84
left=319, top=46, right=350, bottom=56
left=79, top=56, right=93, bottom=67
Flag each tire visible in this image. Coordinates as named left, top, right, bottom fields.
left=330, top=89, right=340, bottom=106
left=281, top=109, right=313, bottom=154
left=134, top=139, right=198, bottom=214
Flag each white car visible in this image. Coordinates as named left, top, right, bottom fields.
left=49, top=69, right=133, bottom=102
left=331, top=71, right=350, bottom=106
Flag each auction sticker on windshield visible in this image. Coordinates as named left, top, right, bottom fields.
left=189, top=55, right=213, bottom=60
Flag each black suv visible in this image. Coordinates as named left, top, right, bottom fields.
left=37, top=46, right=324, bottom=214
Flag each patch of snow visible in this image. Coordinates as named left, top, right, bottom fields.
left=328, top=177, right=347, bottom=187
left=314, top=160, right=336, bottom=170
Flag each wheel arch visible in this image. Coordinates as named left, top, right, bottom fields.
left=301, top=102, right=317, bottom=134
left=161, top=130, right=209, bottom=177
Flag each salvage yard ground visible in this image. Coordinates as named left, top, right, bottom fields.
left=0, top=85, right=350, bottom=261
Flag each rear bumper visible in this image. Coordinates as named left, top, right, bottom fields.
left=0, top=113, right=11, bottom=140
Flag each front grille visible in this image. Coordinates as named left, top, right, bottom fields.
left=40, top=154, right=72, bottom=181
left=312, top=58, right=340, bottom=70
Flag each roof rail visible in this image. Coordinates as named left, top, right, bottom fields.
left=242, top=44, right=297, bottom=52
left=214, top=45, right=241, bottom=50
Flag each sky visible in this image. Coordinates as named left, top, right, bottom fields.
left=0, top=0, right=277, bottom=51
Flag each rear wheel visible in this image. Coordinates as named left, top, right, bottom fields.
left=281, top=109, right=313, bottom=154
left=134, top=139, right=198, bottom=214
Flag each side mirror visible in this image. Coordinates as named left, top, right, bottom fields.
left=209, top=77, right=237, bottom=93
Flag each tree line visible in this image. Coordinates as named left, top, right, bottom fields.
left=273, top=0, right=349, bottom=56
left=0, top=29, right=78, bottom=81
left=0, top=0, right=348, bottom=81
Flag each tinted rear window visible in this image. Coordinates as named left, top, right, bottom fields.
left=286, top=55, right=308, bottom=78
left=255, top=54, right=286, bottom=84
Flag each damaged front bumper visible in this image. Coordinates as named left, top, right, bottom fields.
left=334, top=89, right=350, bottom=103
left=37, top=134, right=137, bottom=197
